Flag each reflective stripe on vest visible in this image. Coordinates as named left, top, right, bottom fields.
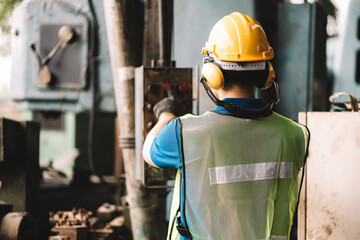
left=166, top=111, right=309, bottom=240
left=208, top=162, right=293, bottom=185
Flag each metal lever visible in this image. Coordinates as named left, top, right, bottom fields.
left=41, top=25, right=74, bottom=66
left=30, top=25, right=75, bottom=85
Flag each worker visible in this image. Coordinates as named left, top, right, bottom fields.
left=142, top=12, right=309, bottom=240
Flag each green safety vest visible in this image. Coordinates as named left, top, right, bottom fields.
left=167, top=111, right=309, bottom=240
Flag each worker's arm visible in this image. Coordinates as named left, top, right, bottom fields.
left=142, top=112, right=176, bottom=167
left=143, top=84, right=178, bottom=167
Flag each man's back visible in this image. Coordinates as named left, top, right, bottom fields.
left=177, top=112, right=308, bottom=240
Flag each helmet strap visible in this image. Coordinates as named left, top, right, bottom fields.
left=200, top=77, right=280, bottom=119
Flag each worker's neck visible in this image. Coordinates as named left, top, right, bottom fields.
left=217, top=86, right=256, bottom=100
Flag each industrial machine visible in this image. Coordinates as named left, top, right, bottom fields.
left=10, top=0, right=118, bottom=180
left=10, top=0, right=115, bottom=112
left=135, top=66, right=193, bottom=187
left=132, top=0, right=194, bottom=188
left=9, top=1, right=120, bottom=239
left=48, top=204, right=131, bottom=240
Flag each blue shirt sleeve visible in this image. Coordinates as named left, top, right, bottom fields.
left=150, top=118, right=182, bottom=169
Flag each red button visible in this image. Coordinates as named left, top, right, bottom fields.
left=163, top=83, right=172, bottom=90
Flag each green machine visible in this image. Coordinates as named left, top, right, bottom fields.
left=10, top=0, right=117, bottom=177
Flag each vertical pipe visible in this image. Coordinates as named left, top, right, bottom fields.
left=158, top=0, right=165, bottom=66
left=103, top=1, right=166, bottom=239
left=307, top=3, right=316, bottom=112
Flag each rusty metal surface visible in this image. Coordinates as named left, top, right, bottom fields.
left=298, top=112, right=360, bottom=240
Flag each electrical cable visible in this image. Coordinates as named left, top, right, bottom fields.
left=56, top=0, right=109, bottom=184
left=200, top=77, right=279, bottom=119
left=86, top=0, right=106, bottom=184
left=292, top=124, right=310, bottom=236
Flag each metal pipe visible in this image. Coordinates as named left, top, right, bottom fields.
left=158, top=0, right=165, bottom=66
left=103, top=1, right=166, bottom=239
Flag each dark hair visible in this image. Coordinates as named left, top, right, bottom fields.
left=222, top=64, right=269, bottom=90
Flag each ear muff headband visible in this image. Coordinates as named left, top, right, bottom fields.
left=201, top=57, right=275, bottom=90
left=201, top=62, right=224, bottom=90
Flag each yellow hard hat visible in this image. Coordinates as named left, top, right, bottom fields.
left=201, top=12, right=274, bottom=62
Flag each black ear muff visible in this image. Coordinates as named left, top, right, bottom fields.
left=261, top=62, right=275, bottom=90
left=201, top=62, right=224, bottom=90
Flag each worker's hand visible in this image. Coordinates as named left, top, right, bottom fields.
left=153, top=97, right=178, bottom=119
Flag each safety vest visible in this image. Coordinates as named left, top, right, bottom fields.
left=167, top=111, right=309, bottom=240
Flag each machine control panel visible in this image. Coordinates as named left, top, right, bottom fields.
left=135, top=66, right=192, bottom=187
